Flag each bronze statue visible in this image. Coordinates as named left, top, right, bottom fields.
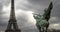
left=33, top=1, right=53, bottom=32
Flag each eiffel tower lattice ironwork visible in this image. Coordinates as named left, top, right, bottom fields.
left=5, top=0, right=21, bottom=32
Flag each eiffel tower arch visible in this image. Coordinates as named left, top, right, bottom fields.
left=5, top=0, right=21, bottom=32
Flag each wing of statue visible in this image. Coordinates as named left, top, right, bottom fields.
left=43, top=1, right=53, bottom=21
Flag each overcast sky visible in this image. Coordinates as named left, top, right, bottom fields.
left=0, top=0, right=60, bottom=32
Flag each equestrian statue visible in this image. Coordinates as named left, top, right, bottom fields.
left=33, top=1, right=53, bottom=32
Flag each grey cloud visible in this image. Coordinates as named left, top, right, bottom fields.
left=16, top=0, right=53, bottom=15
left=28, top=0, right=51, bottom=6
left=16, top=3, right=44, bottom=14
left=49, top=17, right=60, bottom=24
left=0, top=0, right=10, bottom=15
left=0, top=3, right=3, bottom=11
left=51, top=5, right=60, bottom=17
left=0, top=0, right=60, bottom=31
left=51, top=0, right=60, bottom=17
left=0, top=0, right=10, bottom=6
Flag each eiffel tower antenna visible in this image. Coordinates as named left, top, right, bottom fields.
left=5, top=0, right=21, bottom=32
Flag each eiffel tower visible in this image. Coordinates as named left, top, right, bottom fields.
left=5, top=0, right=21, bottom=32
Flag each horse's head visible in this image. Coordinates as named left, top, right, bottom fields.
left=33, top=13, right=41, bottom=20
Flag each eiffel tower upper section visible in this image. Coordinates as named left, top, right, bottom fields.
left=10, top=0, right=16, bottom=21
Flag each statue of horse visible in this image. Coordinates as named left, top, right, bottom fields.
left=33, top=14, right=49, bottom=32
left=33, top=1, right=53, bottom=32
